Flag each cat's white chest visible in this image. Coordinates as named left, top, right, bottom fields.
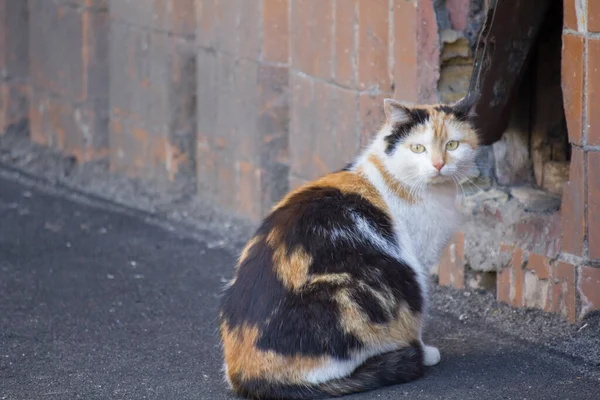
left=389, top=190, right=459, bottom=271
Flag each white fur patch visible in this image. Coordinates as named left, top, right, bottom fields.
left=423, top=345, right=441, bottom=366
left=304, top=343, right=399, bottom=384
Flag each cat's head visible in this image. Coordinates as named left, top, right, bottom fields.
left=378, top=93, right=479, bottom=188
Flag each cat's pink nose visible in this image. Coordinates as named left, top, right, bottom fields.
left=433, top=162, right=445, bottom=171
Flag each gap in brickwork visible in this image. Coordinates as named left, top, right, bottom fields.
left=439, top=1, right=569, bottom=301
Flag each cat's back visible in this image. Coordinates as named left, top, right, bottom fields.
left=218, top=171, right=423, bottom=392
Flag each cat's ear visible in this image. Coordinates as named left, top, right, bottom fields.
left=452, top=91, right=479, bottom=120
left=384, top=98, right=413, bottom=124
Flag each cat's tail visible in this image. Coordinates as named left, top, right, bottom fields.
left=234, top=343, right=425, bottom=399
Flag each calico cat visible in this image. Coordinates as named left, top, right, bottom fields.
left=219, top=93, right=479, bottom=399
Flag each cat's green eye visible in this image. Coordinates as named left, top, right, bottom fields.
left=446, top=140, right=460, bottom=151
left=410, top=144, right=426, bottom=154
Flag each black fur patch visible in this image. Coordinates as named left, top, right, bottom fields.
left=220, top=237, right=285, bottom=328
left=256, top=282, right=363, bottom=358
left=435, top=92, right=478, bottom=122
left=384, top=108, right=430, bottom=154
left=341, top=162, right=354, bottom=171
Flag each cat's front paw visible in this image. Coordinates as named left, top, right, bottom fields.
left=423, top=345, right=441, bottom=366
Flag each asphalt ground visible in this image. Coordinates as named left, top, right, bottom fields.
left=1, top=169, right=600, bottom=400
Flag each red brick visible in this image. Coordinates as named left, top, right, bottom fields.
left=110, top=0, right=195, bottom=36
left=438, top=232, right=465, bottom=289
left=510, top=247, right=524, bottom=307
left=526, top=254, right=551, bottom=279
left=561, top=34, right=584, bottom=145
left=414, top=0, right=439, bottom=103
left=290, top=79, right=359, bottom=181
left=334, top=0, right=357, bottom=87
left=257, top=65, right=290, bottom=213
left=29, top=1, right=108, bottom=103
left=357, top=0, right=390, bottom=92
left=446, top=0, right=469, bottom=31
left=497, top=265, right=511, bottom=304
left=589, top=0, right=600, bottom=33
left=553, top=262, right=577, bottom=322
left=169, top=0, right=196, bottom=36
left=579, top=266, right=600, bottom=316
left=587, top=39, right=600, bottom=145
left=262, top=0, right=289, bottom=63
left=195, top=0, right=258, bottom=59
left=392, top=0, right=418, bottom=101
left=589, top=153, right=600, bottom=259
left=391, top=0, right=438, bottom=103
left=563, top=0, right=577, bottom=31
left=237, top=0, right=261, bottom=60
left=335, top=87, right=360, bottom=165
left=359, top=93, right=386, bottom=146
left=289, top=73, right=314, bottom=179
left=312, top=81, right=338, bottom=177
left=497, top=243, right=514, bottom=304
left=523, top=254, right=552, bottom=311
left=196, top=0, right=218, bottom=48
left=561, top=147, right=586, bottom=256
left=290, top=0, right=333, bottom=79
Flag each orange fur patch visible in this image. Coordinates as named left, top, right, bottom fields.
left=221, top=321, right=326, bottom=384
left=273, top=245, right=312, bottom=290
left=265, top=225, right=312, bottom=290
left=368, top=154, right=417, bottom=203
left=273, top=171, right=390, bottom=216
left=309, top=273, right=352, bottom=286
left=335, top=288, right=421, bottom=347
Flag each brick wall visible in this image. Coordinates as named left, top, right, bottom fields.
left=29, top=0, right=109, bottom=162
left=0, top=0, right=29, bottom=135
left=437, top=0, right=600, bottom=322
left=1, top=1, right=598, bottom=321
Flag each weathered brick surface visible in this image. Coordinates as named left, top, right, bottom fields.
left=588, top=152, right=600, bottom=260
left=30, top=89, right=108, bottom=160
left=553, top=262, right=577, bottom=322
left=587, top=38, right=600, bottom=146
left=579, top=266, right=600, bottom=317
left=290, top=0, right=333, bottom=80
left=438, top=232, right=465, bottom=289
left=110, top=0, right=194, bottom=36
left=563, top=0, right=578, bottom=31
left=109, top=1, right=196, bottom=185
left=258, top=65, right=290, bottom=212
left=524, top=254, right=552, bottom=311
left=359, top=93, right=386, bottom=146
left=262, top=0, right=289, bottom=64
left=357, top=0, right=390, bottom=92
left=392, top=0, right=439, bottom=103
left=334, top=0, right=357, bottom=87
left=561, top=34, right=584, bottom=145
left=27, top=0, right=108, bottom=161
left=561, top=147, right=586, bottom=257
left=195, top=0, right=290, bottom=219
left=589, top=0, right=600, bottom=33
left=0, top=0, right=29, bottom=134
